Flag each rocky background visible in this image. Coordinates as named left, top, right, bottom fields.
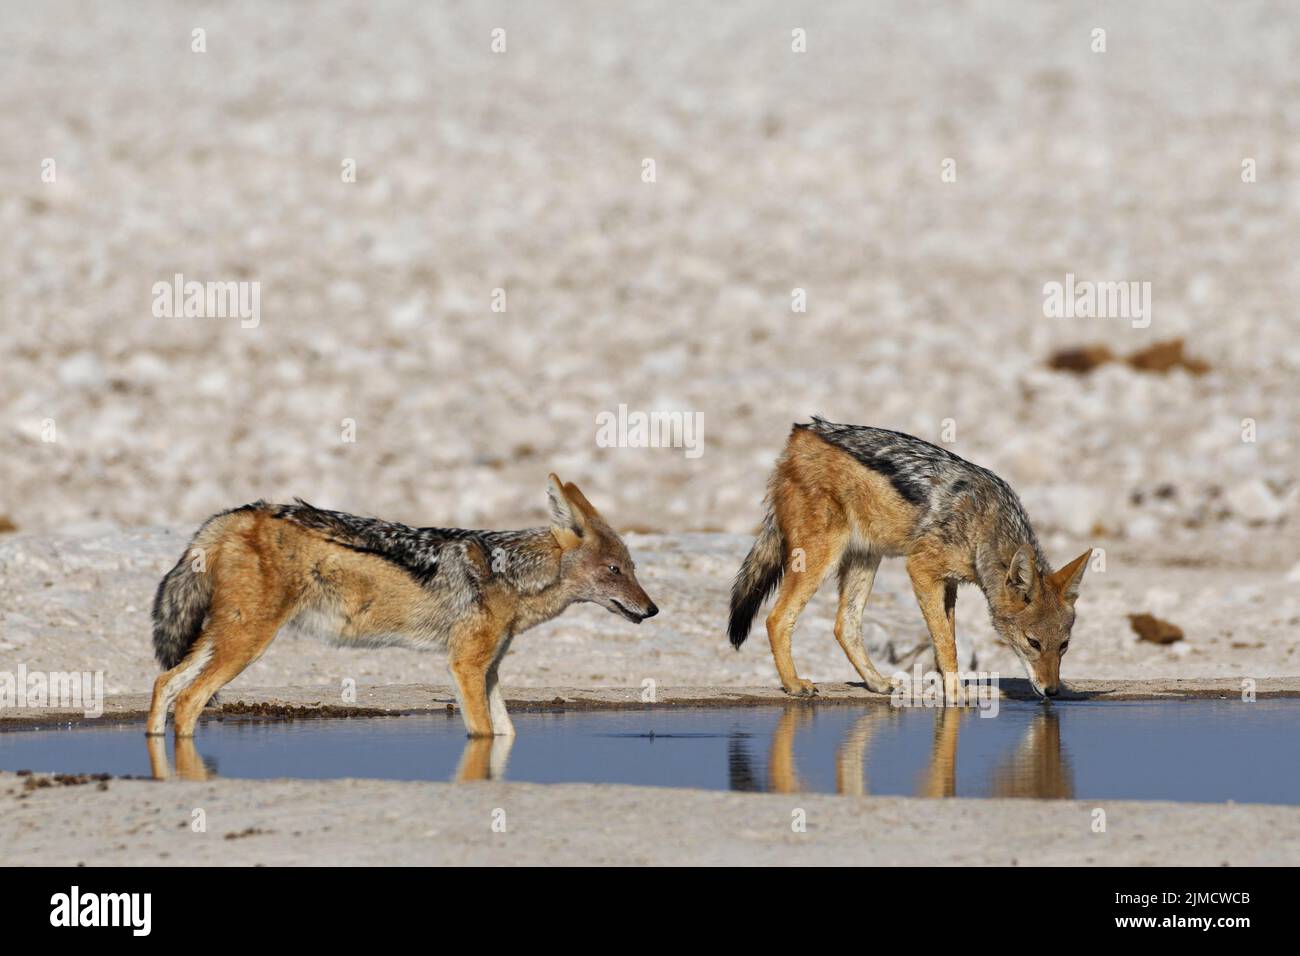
left=1, top=1, right=1297, bottom=691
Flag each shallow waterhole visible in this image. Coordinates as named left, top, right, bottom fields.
left=2, top=699, right=1295, bottom=803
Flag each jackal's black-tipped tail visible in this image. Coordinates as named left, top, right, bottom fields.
left=152, top=549, right=214, bottom=670
left=728, top=510, right=785, bottom=648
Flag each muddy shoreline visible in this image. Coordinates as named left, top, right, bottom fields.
left=2, top=676, right=1295, bottom=731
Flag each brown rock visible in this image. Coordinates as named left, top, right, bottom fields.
left=1047, top=339, right=1210, bottom=376
left=1126, top=339, right=1210, bottom=375
left=1048, top=345, right=1114, bottom=373
left=1129, top=613, right=1185, bottom=644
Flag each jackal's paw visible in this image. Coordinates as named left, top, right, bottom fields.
left=783, top=678, right=817, bottom=698
left=863, top=675, right=900, bottom=695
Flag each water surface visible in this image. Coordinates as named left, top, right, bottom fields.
left=1, top=699, right=1294, bottom=804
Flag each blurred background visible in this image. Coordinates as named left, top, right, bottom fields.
left=1, top=1, right=1297, bottom=690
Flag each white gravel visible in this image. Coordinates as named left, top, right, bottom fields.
left=2, top=528, right=1296, bottom=698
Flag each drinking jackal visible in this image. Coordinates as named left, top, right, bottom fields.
left=728, top=419, right=1091, bottom=701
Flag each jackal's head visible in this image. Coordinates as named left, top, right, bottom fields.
left=990, top=546, right=1092, bottom=699
left=546, top=474, right=658, bottom=623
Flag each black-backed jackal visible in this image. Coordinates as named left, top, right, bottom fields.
left=147, top=476, right=657, bottom=738
left=728, top=419, right=1092, bottom=701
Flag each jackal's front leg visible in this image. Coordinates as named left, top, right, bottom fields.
left=448, top=619, right=507, bottom=737
left=907, top=561, right=964, bottom=706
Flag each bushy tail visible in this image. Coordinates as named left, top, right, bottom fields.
left=152, top=546, right=214, bottom=670
left=728, top=510, right=785, bottom=648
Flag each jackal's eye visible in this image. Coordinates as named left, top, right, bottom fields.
left=1059, top=641, right=1069, bottom=655
left=608, top=564, right=621, bottom=575
left=1027, top=638, right=1042, bottom=652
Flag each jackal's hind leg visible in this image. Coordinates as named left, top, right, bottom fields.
left=173, top=617, right=282, bottom=737
left=147, top=654, right=205, bottom=736
left=834, top=551, right=896, bottom=694
left=485, top=638, right=516, bottom=737
left=765, top=529, right=843, bottom=697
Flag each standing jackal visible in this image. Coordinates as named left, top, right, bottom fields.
left=728, top=419, right=1092, bottom=701
left=147, top=475, right=657, bottom=738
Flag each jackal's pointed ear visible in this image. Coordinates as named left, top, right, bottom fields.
left=562, top=481, right=602, bottom=522
left=1005, top=546, right=1038, bottom=601
left=546, top=473, right=587, bottom=548
left=1049, top=549, right=1092, bottom=605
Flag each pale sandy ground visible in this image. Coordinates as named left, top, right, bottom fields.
left=7, top=773, right=1299, bottom=867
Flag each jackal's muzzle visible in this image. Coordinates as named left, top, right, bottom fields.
left=611, top=598, right=659, bottom=623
